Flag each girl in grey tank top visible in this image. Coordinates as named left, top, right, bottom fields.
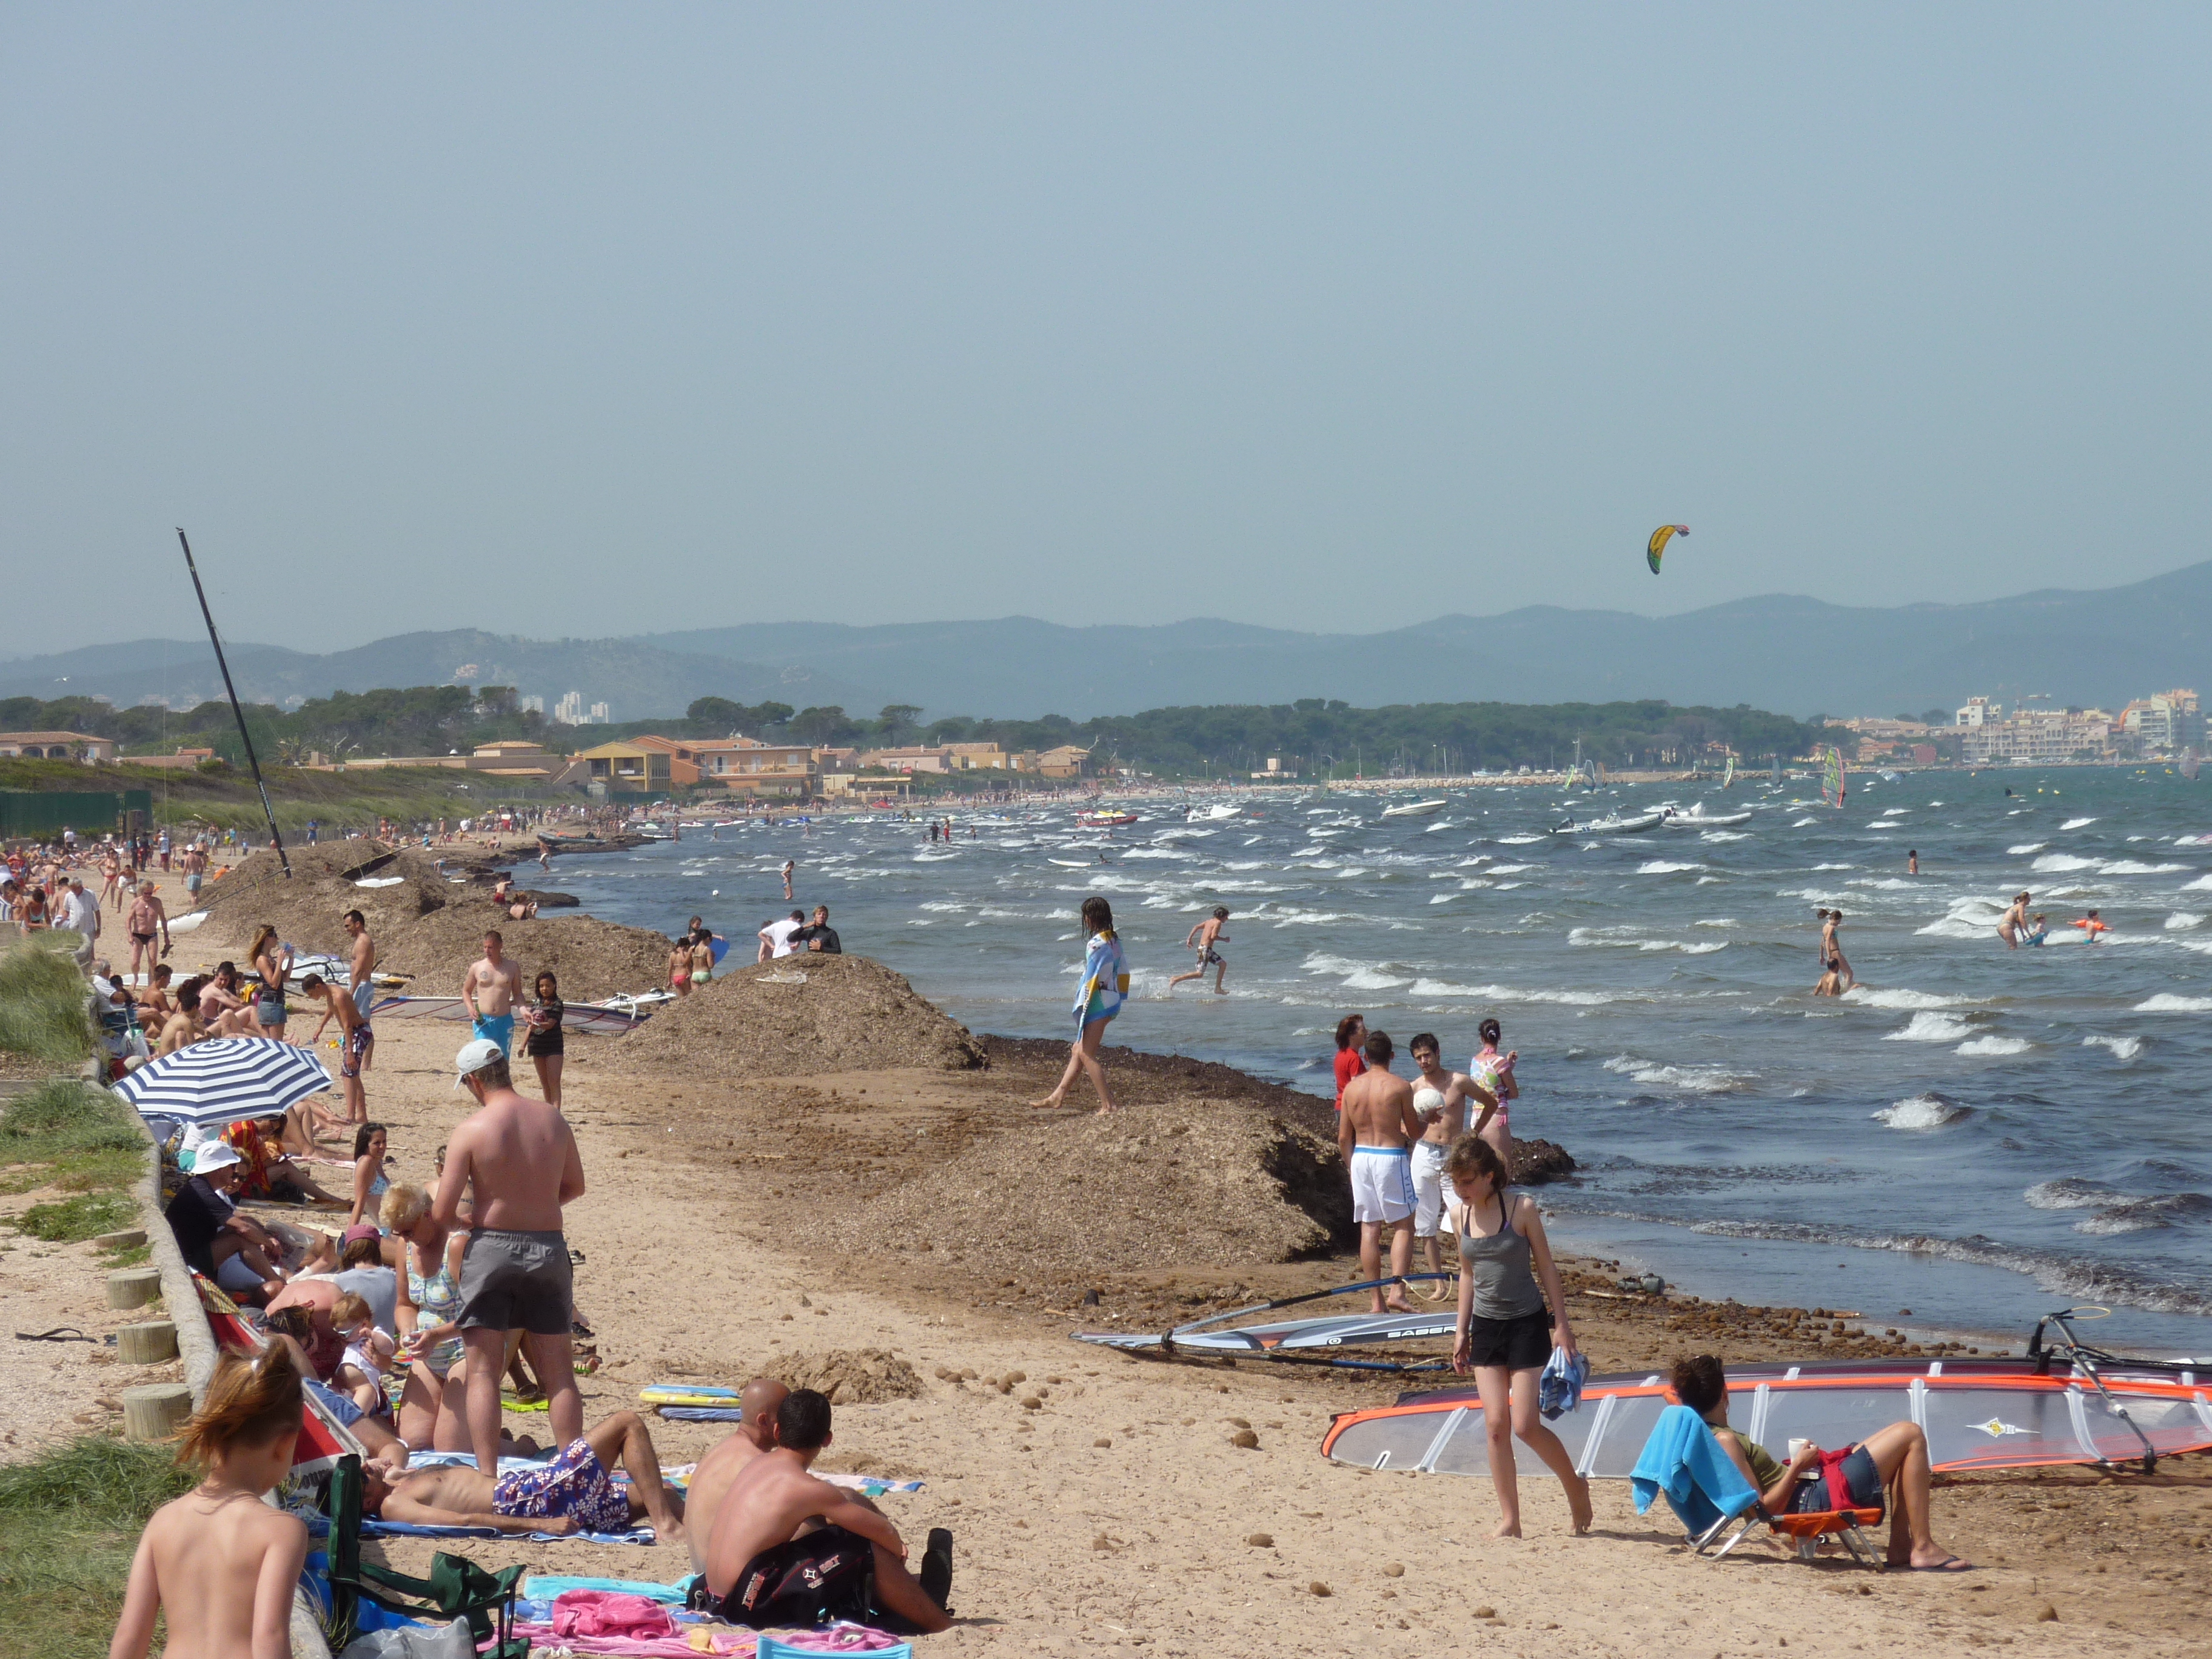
left=1457, top=1186, right=1549, bottom=1321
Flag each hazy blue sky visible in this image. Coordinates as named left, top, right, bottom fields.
left=5, top=5, right=2209, bottom=653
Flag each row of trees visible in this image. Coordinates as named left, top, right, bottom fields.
left=5, top=687, right=1824, bottom=779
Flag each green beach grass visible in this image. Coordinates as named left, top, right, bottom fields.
left=0, top=941, right=95, bottom=1071
left=0, top=1435, right=198, bottom=1659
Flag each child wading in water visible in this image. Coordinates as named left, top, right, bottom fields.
left=112, top=1346, right=309, bottom=1659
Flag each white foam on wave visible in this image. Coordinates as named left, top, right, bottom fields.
left=1602, top=1054, right=1748, bottom=1093
left=2006, top=842, right=2046, bottom=856
left=2186, top=874, right=2212, bottom=891
left=1791, top=816, right=1819, bottom=828
left=1342, top=967, right=1410, bottom=990
left=1428, top=893, right=1456, bottom=904
left=2033, top=853, right=2097, bottom=872
left=2062, top=816, right=2097, bottom=830
left=1872, top=1093, right=1971, bottom=1130
left=2023, top=1178, right=2113, bottom=1210
left=1120, top=847, right=1196, bottom=860
left=1848, top=877, right=1918, bottom=890
left=1495, top=834, right=1544, bottom=845
left=1407, top=977, right=1481, bottom=997
left=2165, top=911, right=2205, bottom=930
left=1694, top=917, right=1740, bottom=928
left=1487, top=863, right=1537, bottom=874
left=917, top=899, right=967, bottom=913
left=1812, top=862, right=1856, bottom=870
left=1842, top=985, right=1974, bottom=1009
left=1637, top=860, right=1702, bottom=874
left=1886, top=1011, right=1973, bottom=1042
left=2137, top=993, right=2212, bottom=1012
left=2083, top=1034, right=2145, bottom=1061
left=2101, top=859, right=2190, bottom=875
left=1957, top=1035, right=2031, bottom=1056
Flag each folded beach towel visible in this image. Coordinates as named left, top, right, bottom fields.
left=552, top=1589, right=677, bottom=1639
left=1538, top=1346, right=1590, bottom=1419
left=501, top=1621, right=749, bottom=1657
left=760, top=1626, right=914, bottom=1656
left=655, top=1406, right=746, bottom=1421
left=521, top=1575, right=697, bottom=1607
left=1630, top=1404, right=1761, bottom=1538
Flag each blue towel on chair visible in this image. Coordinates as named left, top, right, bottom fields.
left=1631, top=1404, right=1761, bottom=1538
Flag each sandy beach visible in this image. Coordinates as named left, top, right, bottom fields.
left=6, top=848, right=2208, bottom=1657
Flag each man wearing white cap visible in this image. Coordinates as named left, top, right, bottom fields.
left=423, top=1036, right=587, bottom=1474
left=162, top=1141, right=285, bottom=1303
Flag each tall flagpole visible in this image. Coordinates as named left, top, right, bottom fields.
left=176, top=528, right=290, bottom=879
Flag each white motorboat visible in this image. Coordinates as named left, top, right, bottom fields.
left=1661, top=804, right=1753, bottom=828
left=1549, top=810, right=1664, bottom=836
left=1380, top=799, right=1449, bottom=819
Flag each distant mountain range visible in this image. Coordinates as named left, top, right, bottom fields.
left=8, top=563, right=2208, bottom=723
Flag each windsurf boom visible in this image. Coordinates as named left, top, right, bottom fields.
left=1074, top=1276, right=1460, bottom=1370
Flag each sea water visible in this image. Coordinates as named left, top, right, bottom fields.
left=552, top=768, right=2212, bottom=1356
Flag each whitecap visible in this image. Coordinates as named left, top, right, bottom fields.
left=1872, top=1094, right=1971, bottom=1130
left=1495, top=834, right=1544, bottom=845
left=917, top=900, right=967, bottom=913
left=2137, top=993, right=2212, bottom=1013
left=1637, top=860, right=1702, bottom=874
left=1791, top=817, right=1820, bottom=827
left=2165, top=912, right=2205, bottom=930
left=1847, top=877, right=1918, bottom=890
left=2061, top=816, right=2097, bottom=830
left=1694, top=917, right=1739, bottom=928
left=2024, top=1178, right=2117, bottom=1210
left=1841, top=987, right=1974, bottom=1010
left=1407, top=977, right=1483, bottom=997
left=1957, top=1035, right=2031, bottom=1056
left=2100, top=860, right=2189, bottom=875
left=1428, top=893, right=1456, bottom=904
left=1812, top=863, right=1856, bottom=870
left=2006, top=842, right=2046, bottom=856
left=2032, top=853, right=2097, bottom=872
left=2083, top=1034, right=2144, bottom=1061
left=1602, top=1054, right=1748, bottom=1093
left=1886, top=1011, right=1973, bottom=1042
left=1341, top=967, right=1410, bottom=991
left=2186, top=874, right=2212, bottom=891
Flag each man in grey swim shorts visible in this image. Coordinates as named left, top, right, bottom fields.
left=424, top=1037, right=587, bottom=1474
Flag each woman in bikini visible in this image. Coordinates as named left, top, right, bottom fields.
left=668, top=936, right=693, bottom=996
left=522, top=970, right=566, bottom=1106
left=1469, top=1017, right=1517, bottom=1167
left=246, top=924, right=293, bottom=1040
left=1447, top=1133, right=1591, bottom=1539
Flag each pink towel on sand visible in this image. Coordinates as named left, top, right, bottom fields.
left=551, top=1589, right=679, bottom=1639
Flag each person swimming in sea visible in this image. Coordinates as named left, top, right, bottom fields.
left=2023, top=913, right=2049, bottom=947
left=2071, top=909, right=2110, bottom=944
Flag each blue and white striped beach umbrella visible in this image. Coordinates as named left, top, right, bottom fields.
left=110, top=1037, right=333, bottom=1131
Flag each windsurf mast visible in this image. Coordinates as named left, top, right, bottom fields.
left=178, top=528, right=290, bottom=879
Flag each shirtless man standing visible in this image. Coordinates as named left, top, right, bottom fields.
left=1407, top=1033, right=1495, bottom=1295
left=1337, top=1030, right=1426, bottom=1315
left=782, top=859, right=796, bottom=902
left=181, top=841, right=207, bottom=907
left=704, top=1389, right=951, bottom=1633
left=683, top=1377, right=789, bottom=1574
left=461, top=930, right=521, bottom=1055
left=421, top=1038, right=586, bottom=1474
left=1167, top=907, right=1231, bottom=994
left=300, top=974, right=371, bottom=1126
left=339, top=910, right=378, bottom=1073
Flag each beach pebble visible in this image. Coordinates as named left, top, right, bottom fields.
left=1094, top=1437, right=1112, bottom=1447
left=1383, top=1561, right=1404, bottom=1577
left=1230, top=1429, right=1259, bottom=1449
left=2036, top=1604, right=2059, bottom=1622
left=1228, top=1416, right=1251, bottom=1429
left=1020, top=1396, right=1042, bottom=1410
left=1307, top=1581, right=1330, bottom=1597
left=1473, top=1605, right=1496, bottom=1620
left=1245, top=1533, right=1273, bottom=1548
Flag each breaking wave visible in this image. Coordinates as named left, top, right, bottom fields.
left=1886, top=1011, right=1972, bottom=1042
left=1871, top=1093, right=1972, bottom=1130
left=1957, top=1035, right=2031, bottom=1056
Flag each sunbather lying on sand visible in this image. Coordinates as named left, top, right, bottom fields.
left=1672, top=1354, right=1971, bottom=1571
left=702, top=1389, right=951, bottom=1632
left=364, top=1409, right=685, bottom=1543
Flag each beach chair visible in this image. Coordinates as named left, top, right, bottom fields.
left=323, top=1455, right=529, bottom=1656
left=1630, top=1406, right=1885, bottom=1567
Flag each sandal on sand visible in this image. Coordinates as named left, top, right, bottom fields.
left=1908, top=1555, right=1974, bottom=1572
left=15, top=1327, right=94, bottom=1342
